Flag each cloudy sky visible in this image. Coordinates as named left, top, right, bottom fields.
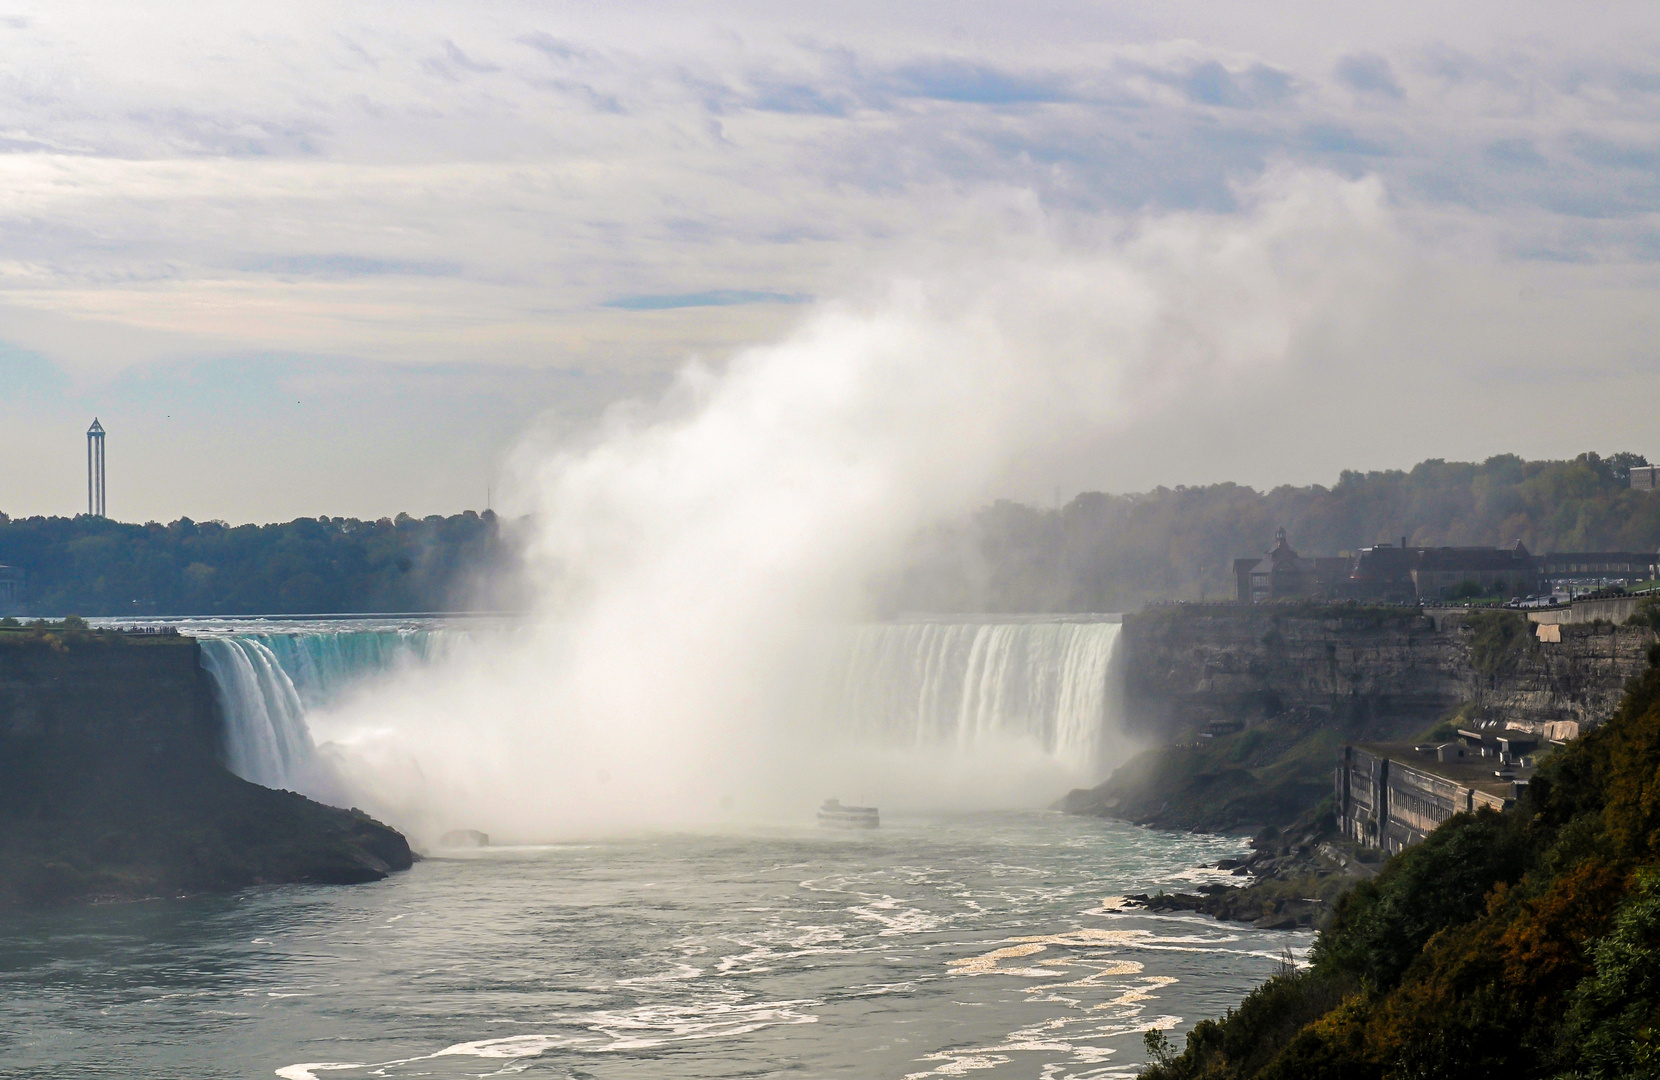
left=4, top=1, right=1660, bottom=522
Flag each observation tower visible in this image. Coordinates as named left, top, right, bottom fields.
left=86, top=418, right=105, bottom=518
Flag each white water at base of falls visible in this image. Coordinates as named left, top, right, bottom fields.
left=823, top=618, right=1122, bottom=771
left=197, top=630, right=446, bottom=791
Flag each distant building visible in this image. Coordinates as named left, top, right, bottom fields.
left=1410, top=540, right=1540, bottom=599
left=1336, top=540, right=1542, bottom=601
left=1235, top=528, right=1349, bottom=603
left=1537, top=550, right=1660, bottom=584
left=1337, top=732, right=1537, bottom=853
left=1232, top=529, right=1353, bottom=603
left=1237, top=530, right=1656, bottom=604
left=1632, top=465, right=1660, bottom=491
left=1337, top=540, right=1420, bottom=603
left=0, top=564, right=23, bottom=617
left=1247, top=527, right=1315, bottom=602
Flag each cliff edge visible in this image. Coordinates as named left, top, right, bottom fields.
left=1062, top=604, right=1656, bottom=834
left=0, top=623, right=412, bottom=909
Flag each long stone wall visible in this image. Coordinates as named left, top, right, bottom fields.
left=1528, top=594, right=1645, bottom=625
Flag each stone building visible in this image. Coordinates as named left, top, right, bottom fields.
left=1233, top=528, right=1349, bottom=603
left=1335, top=540, right=1543, bottom=601
left=1336, top=733, right=1536, bottom=853
left=1410, top=541, right=1541, bottom=599
left=1631, top=464, right=1660, bottom=491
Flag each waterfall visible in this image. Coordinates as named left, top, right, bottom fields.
left=198, top=630, right=445, bottom=790
left=824, top=618, right=1122, bottom=769
left=196, top=618, right=1120, bottom=795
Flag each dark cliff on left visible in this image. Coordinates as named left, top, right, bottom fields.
left=0, top=619, right=412, bottom=910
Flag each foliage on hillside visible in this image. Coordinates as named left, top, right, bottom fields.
left=1060, top=715, right=1355, bottom=832
left=0, top=510, right=522, bottom=616
left=880, top=451, right=1657, bottom=613
left=1139, top=643, right=1660, bottom=1080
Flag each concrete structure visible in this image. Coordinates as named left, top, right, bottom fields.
left=0, top=565, right=22, bottom=617
left=86, top=418, right=105, bottom=518
left=1632, top=465, right=1660, bottom=491
left=1529, top=590, right=1652, bottom=627
left=1337, top=733, right=1536, bottom=853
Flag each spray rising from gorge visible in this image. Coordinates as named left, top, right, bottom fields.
left=219, top=172, right=1395, bottom=844
left=200, top=619, right=1123, bottom=812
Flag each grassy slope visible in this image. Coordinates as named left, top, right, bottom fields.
left=1062, top=716, right=1393, bottom=833
left=1140, top=644, right=1660, bottom=1080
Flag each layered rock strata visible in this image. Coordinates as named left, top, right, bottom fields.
left=0, top=629, right=412, bottom=909
left=1118, top=604, right=1654, bottom=740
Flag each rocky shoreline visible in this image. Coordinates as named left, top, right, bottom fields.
left=1123, top=822, right=1378, bottom=930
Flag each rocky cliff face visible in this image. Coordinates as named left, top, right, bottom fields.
left=1119, top=604, right=1654, bottom=739
left=1062, top=605, right=1656, bottom=834
left=0, top=629, right=413, bottom=909
left=0, top=631, right=220, bottom=747
left=1482, top=620, right=1654, bottom=739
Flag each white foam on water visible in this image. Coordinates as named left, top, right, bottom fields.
left=275, top=1034, right=581, bottom=1080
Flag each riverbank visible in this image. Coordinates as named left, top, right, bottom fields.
left=0, top=621, right=412, bottom=909
left=1058, top=603, right=1659, bottom=928
left=1139, top=643, right=1660, bottom=1079
left=1108, top=809, right=1380, bottom=930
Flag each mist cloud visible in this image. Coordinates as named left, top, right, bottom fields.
left=303, top=169, right=1396, bottom=842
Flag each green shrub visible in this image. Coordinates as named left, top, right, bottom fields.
left=1464, top=610, right=1532, bottom=677
left=1136, top=640, right=1660, bottom=1079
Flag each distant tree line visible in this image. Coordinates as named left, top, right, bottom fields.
left=7, top=451, right=1658, bottom=617
left=876, top=452, right=1660, bottom=614
left=0, top=511, right=524, bottom=617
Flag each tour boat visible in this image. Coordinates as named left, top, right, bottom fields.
left=817, top=798, right=880, bottom=829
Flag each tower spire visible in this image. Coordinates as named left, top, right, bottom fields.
left=86, top=418, right=105, bottom=518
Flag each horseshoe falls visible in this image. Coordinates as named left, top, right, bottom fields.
left=822, top=617, right=1123, bottom=772
left=197, top=627, right=451, bottom=791
left=192, top=616, right=1122, bottom=797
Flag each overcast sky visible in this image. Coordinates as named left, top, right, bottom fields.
left=4, top=1, right=1660, bottom=522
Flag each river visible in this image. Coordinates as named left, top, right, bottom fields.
left=1, top=814, right=1301, bottom=1079
left=0, top=616, right=1306, bottom=1078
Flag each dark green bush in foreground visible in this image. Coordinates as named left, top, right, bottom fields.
left=1142, top=644, right=1660, bottom=1079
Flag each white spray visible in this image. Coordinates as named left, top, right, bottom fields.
left=297, top=171, right=1395, bottom=844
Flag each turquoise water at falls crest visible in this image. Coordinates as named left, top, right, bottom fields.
left=195, top=617, right=1123, bottom=793
left=198, top=629, right=447, bottom=790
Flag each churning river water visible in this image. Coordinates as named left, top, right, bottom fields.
left=0, top=814, right=1306, bottom=1080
